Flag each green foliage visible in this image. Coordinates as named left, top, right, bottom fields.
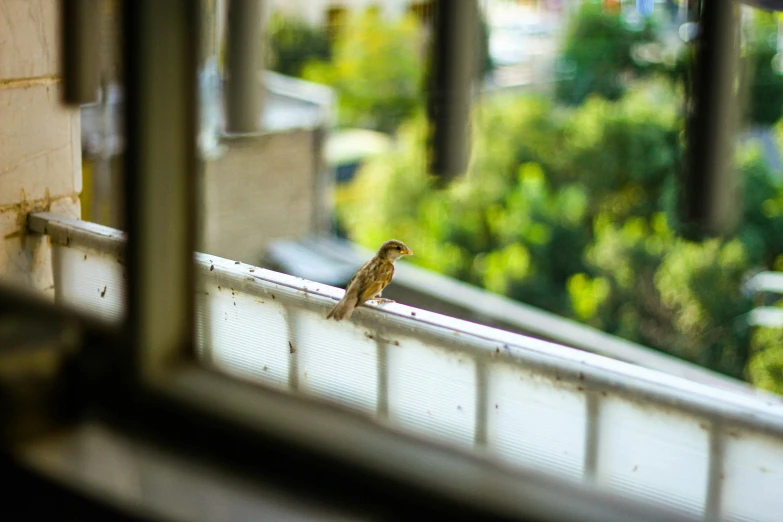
left=737, top=143, right=783, bottom=265
left=327, top=5, right=783, bottom=386
left=267, top=11, right=331, bottom=78
left=270, top=8, right=491, bottom=132
left=749, top=322, right=783, bottom=395
left=570, top=145, right=777, bottom=377
left=303, top=9, right=424, bottom=132
left=556, top=1, right=659, bottom=105
left=654, top=238, right=752, bottom=375
left=741, top=122, right=783, bottom=393
left=742, top=11, right=783, bottom=126
left=338, top=81, right=783, bottom=382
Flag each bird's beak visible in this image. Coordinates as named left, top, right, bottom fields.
left=403, top=248, right=413, bottom=255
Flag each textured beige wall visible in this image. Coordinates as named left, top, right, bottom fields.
left=203, top=129, right=316, bottom=264
left=0, top=0, right=82, bottom=296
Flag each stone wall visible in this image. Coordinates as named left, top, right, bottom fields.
left=0, top=0, right=82, bottom=296
left=0, top=0, right=321, bottom=289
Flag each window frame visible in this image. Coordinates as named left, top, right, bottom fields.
left=0, top=0, right=751, bottom=520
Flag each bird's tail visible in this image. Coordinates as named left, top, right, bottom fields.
left=326, top=295, right=357, bottom=321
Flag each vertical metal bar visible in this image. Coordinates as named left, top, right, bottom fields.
left=225, top=0, right=264, bottom=133
left=584, top=391, right=601, bottom=483
left=62, top=0, right=99, bottom=104
left=51, top=244, right=65, bottom=307
left=196, top=0, right=222, bottom=252
left=474, top=360, right=488, bottom=448
left=123, top=0, right=199, bottom=383
left=427, top=0, right=478, bottom=183
left=375, top=339, right=389, bottom=418
left=704, top=421, right=725, bottom=522
left=680, top=0, right=741, bottom=239
left=687, top=0, right=702, bottom=23
left=286, top=308, right=300, bottom=391
left=195, top=284, right=214, bottom=366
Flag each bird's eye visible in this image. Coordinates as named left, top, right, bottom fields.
left=397, top=246, right=402, bottom=251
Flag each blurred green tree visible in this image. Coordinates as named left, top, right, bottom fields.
left=324, top=3, right=783, bottom=388
left=338, top=81, right=783, bottom=382
left=303, top=9, right=424, bottom=132
left=555, top=0, right=659, bottom=105
left=267, top=11, right=331, bottom=78
left=268, top=8, right=492, bottom=133
left=742, top=11, right=783, bottom=126
left=749, top=319, right=783, bottom=395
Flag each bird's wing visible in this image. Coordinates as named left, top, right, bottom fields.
left=342, top=259, right=369, bottom=298
left=355, top=260, right=394, bottom=304
left=345, top=259, right=372, bottom=293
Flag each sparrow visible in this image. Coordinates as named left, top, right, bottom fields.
left=326, top=240, right=413, bottom=321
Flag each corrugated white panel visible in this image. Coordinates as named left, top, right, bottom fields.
left=55, top=245, right=125, bottom=323
left=487, top=364, right=585, bottom=481
left=195, top=289, right=209, bottom=360
left=723, top=431, right=783, bottom=522
left=294, top=309, right=379, bottom=413
left=597, top=397, right=709, bottom=517
left=201, top=283, right=290, bottom=389
left=387, top=338, right=476, bottom=448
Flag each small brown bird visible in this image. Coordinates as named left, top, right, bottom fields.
left=326, top=240, right=413, bottom=321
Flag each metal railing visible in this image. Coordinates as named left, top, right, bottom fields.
left=31, top=211, right=783, bottom=522
left=266, top=236, right=762, bottom=396
left=744, top=271, right=783, bottom=329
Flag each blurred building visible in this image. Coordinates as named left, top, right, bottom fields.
left=77, top=0, right=337, bottom=264
left=80, top=71, right=335, bottom=264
